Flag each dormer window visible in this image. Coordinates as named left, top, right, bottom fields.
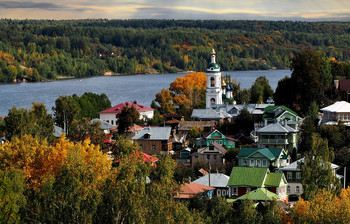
left=144, top=133, right=151, bottom=139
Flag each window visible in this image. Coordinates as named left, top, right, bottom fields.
left=287, top=172, right=292, bottom=179
left=262, top=160, right=267, bottom=167
left=257, top=160, right=261, bottom=167
left=250, top=160, right=255, bottom=167
left=152, top=145, right=155, bottom=150
left=242, top=159, right=247, bottom=166
left=207, top=155, right=210, bottom=160
left=296, top=172, right=301, bottom=179
left=287, top=186, right=291, bottom=193
left=222, top=190, right=226, bottom=196
left=219, top=140, right=222, bottom=145
left=296, top=186, right=300, bottom=193
left=210, top=77, right=215, bottom=87
left=210, top=98, right=215, bottom=106
left=217, top=189, right=221, bottom=196
left=106, top=120, right=109, bottom=123
left=232, top=187, right=238, bottom=196
left=111, top=120, right=114, bottom=125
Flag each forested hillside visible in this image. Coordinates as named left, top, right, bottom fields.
left=1, top=19, right=350, bottom=82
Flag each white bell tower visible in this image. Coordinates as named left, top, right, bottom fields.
left=206, top=49, right=223, bottom=108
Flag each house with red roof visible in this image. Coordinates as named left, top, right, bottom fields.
left=115, top=151, right=159, bottom=166
left=174, top=182, right=215, bottom=199
left=99, top=101, right=154, bottom=126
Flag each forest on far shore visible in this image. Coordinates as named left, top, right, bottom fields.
left=1, top=19, right=350, bottom=82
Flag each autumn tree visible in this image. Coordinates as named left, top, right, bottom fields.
left=53, top=96, right=79, bottom=135
left=155, top=72, right=206, bottom=117
left=291, top=188, right=350, bottom=223
left=301, top=134, right=341, bottom=200
left=117, top=105, right=140, bottom=134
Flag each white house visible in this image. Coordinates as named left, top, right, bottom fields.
left=320, top=101, right=350, bottom=126
left=99, top=101, right=154, bottom=125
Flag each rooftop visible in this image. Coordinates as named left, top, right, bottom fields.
left=320, top=101, right=350, bottom=113
left=99, top=101, right=154, bottom=114
left=193, top=173, right=230, bottom=188
left=133, top=126, right=172, bottom=140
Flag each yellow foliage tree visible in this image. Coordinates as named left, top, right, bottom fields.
left=155, top=72, right=206, bottom=117
left=0, top=134, right=110, bottom=190
left=291, top=188, right=350, bottom=223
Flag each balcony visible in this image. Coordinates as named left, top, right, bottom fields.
left=259, top=139, right=288, bottom=144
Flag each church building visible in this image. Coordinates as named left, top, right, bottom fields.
left=206, top=49, right=223, bottom=108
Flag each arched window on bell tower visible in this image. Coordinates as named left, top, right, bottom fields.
left=210, top=77, right=215, bottom=87
left=210, top=98, right=215, bottom=107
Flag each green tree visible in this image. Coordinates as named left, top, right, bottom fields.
left=53, top=96, right=79, bottom=135
left=0, top=169, right=26, bottom=224
left=275, top=48, right=332, bottom=115
left=117, top=105, right=140, bottom=134
left=249, top=76, right=274, bottom=104
left=69, top=118, right=106, bottom=146
left=301, top=134, right=341, bottom=200
left=4, top=103, right=53, bottom=141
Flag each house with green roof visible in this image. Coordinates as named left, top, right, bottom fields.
left=263, top=105, right=302, bottom=127
left=237, top=148, right=290, bottom=169
left=196, top=129, right=236, bottom=149
left=252, top=105, right=302, bottom=153
left=227, top=167, right=288, bottom=203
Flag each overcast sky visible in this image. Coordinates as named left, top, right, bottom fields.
left=1, top=0, right=349, bottom=21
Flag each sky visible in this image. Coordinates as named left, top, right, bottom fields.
left=0, top=0, right=350, bottom=21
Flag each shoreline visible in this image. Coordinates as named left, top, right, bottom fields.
left=1, top=68, right=288, bottom=85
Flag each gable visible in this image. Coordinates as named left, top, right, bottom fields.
left=227, top=167, right=269, bottom=187
left=264, top=173, right=287, bottom=187
left=206, top=129, right=226, bottom=139
left=249, top=151, right=268, bottom=159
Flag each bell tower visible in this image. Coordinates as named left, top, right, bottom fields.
left=206, top=49, right=223, bottom=108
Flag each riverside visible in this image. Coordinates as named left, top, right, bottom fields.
left=0, top=70, right=291, bottom=116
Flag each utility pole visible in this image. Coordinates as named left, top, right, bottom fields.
left=344, top=167, right=347, bottom=189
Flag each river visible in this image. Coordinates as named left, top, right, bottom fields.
left=0, top=70, right=291, bottom=116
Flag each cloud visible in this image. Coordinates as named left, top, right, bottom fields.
left=0, top=0, right=349, bottom=21
left=0, top=1, right=63, bottom=10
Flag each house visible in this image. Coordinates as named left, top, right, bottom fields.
left=227, top=167, right=288, bottom=203
left=320, top=101, right=350, bottom=126
left=193, top=173, right=230, bottom=197
left=261, top=105, right=302, bottom=127
left=99, top=101, right=154, bottom=125
left=177, top=120, right=215, bottom=135
left=132, top=127, right=172, bottom=155
left=237, top=148, right=290, bottom=169
left=196, top=129, right=236, bottom=149
left=90, top=118, right=116, bottom=133
left=256, top=122, right=300, bottom=153
left=174, top=182, right=215, bottom=199
left=115, top=151, right=158, bottom=166
left=191, top=103, right=273, bottom=124
left=228, top=188, right=281, bottom=203
left=278, top=157, right=341, bottom=197
left=191, top=142, right=227, bottom=166
left=110, top=124, right=144, bottom=137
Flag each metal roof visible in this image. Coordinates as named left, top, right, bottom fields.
left=133, top=127, right=172, bottom=140
left=257, top=122, right=298, bottom=133
left=320, top=101, right=350, bottom=113
left=193, top=173, right=230, bottom=188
